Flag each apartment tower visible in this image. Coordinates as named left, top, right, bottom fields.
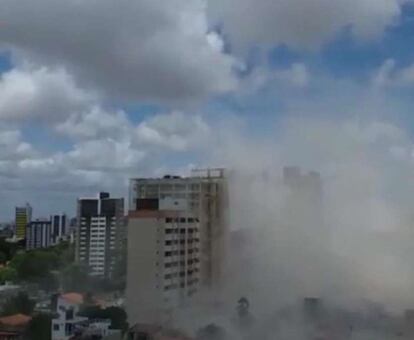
left=126, top=169, right=228, bottom=324
left=15, top=203, right=32, bottom=239
left=75, top=192, right=124, bottom=278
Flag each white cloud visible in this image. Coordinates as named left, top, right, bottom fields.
left=208, top=0, right=403, bottom=50
left=65, top=139, right=145, bottom=172
left=55, top=107, right=130, bottom=141
left=239, top=63, right=310, bottom=97
left=0, top=0, right=237, bottom=103
left=0, top=66, right=94, bottom=122
left=0, top=129, right=35, bottom=161
left=135, top=111, right=210, bottom=151
left=373, top=58, right=414, bottom=87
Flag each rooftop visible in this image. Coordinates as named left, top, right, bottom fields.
left=0, top=314, right=32, bottom=327
left=61, top=292, right=84, bottom=305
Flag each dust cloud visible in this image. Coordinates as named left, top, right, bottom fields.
left=178, top=117, right=414, bottom=339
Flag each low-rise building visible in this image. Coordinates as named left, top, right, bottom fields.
left=69, top=319, right=121, bottom=339
left=52, top=293, right=88, bottom=340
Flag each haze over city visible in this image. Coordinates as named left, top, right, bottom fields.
left=1, top=0, right=414, bottom=339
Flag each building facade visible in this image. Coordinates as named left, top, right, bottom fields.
left=51, top=214, right=68, bottom=244
left=15, top=203, right=32, bottom=239
left=26, top=219, right=52, bottom=250
left=76, top=192, right=125, bottom=278
left=126, top=169, right=228, bottom=324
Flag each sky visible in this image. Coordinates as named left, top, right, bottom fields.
left=1, top=0, right=414, bottom=219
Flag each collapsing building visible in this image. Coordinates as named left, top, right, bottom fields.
left=126, top=169, right=228, bottom=325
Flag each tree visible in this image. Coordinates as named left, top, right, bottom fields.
left=0, top=251, right=7, bottom=264
left=9, top=250, right=60, bottom=280
left=0, top=267, right=17, bottom=283
left=24, top=313, right=52, bottom=340
left=0, top=238, right=22, bottom=262
left=1, top=292, right=35, bottom=316
left=60, top=264, right=90, bottom=292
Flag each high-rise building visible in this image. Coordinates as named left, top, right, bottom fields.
left=51, top=214, right=67, bottom=244
left=75, top=192, right=124, bottom=278
left=26, top=219, right=52, bottom=250
left=127, top=198, right=201, bottom=324
left=282, top=166, right=328, bottom=298
left=126, top=169, right=228, bottom=324
left=15, top=203, right=32, bottom=239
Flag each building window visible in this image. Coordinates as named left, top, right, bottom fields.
left=53, top=324, right=59, bottom=331
left=66, top=308, right=74, bottom=320
left=65, top=323, right=73, bottom=336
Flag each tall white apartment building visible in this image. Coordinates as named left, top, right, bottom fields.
left=126, top=169, right=228, bottom=324
left=76, top=192, right=124, bottom=278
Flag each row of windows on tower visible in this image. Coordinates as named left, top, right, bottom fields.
left=164, top=278, right=199, bottom=291
left=165, top=217, right=199, bottom=223
left=164, top=258, right=200, bottom=268
left=165, top=228, right=198, bottom=235
left=165, top=239, right=199, bottom=246
left=164, top=269, right=199, bottom=280
left=164, top=249, right=199, bottom=257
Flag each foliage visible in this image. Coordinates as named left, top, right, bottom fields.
left=5, top=242, right=74, bottom=290
left=1, top=292, right=35, bottom=316
left=9, top=250, right=60, bottom=280
left=24, top=313, right=52, bottom=340
left=0, top=266, right=17, bottom=283
left=0, top=238, right=23, bottom=262
left=0, top=251, right=7, bottom=264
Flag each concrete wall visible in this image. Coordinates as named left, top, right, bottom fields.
left=126, top=217, right=162, bottom=325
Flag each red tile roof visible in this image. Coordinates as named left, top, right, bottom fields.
left=61, top=292, right=84, bottom=305
left=0, top=314, right=32, bottom=327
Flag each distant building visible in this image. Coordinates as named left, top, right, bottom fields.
left=26, top=214, right=69, bottom=250
left=26, top=219, right=52, bottom=250
left=75, top=193, right=125, bottom=278
left=282, top=166, right=328, bottom=298
left=126, top=169, right=228, bottom=325
left=14, top=203, right=32, bottom=239
left=51, top=214, right=68, bottom=244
